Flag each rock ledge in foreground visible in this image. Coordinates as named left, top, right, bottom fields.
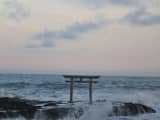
left=110, top=102, right=156, bottom=116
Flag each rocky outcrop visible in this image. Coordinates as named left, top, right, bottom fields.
left=0, top=97, right=84, bottom=120
left=0, top=97, right=156, bottom=119
left=49, top=107, right=84, bottom=119
left=110, top=102, right=156, bottom=116
left=44, top=107, right=72, bottom=120
left=0, top=97, right=38, bottom=119
left=0, top=97, right=63, bottom=119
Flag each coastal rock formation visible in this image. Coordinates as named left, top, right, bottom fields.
left=110, top=102, right=156, bottom=116
left=0, top=97, right=83, bottom=120
left=0, top=97, right=63, bottom=119
left=0, top=97, right=38, bottom=119
left=43, top=107, right=72, bottom=120
left=0, top=97, right=156, bottom=119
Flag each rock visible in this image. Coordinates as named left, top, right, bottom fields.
left=43, top=102, right=57, bottom=107
left=43, top=107, right=84, bottom=120
left=0, top=97, right=156, bottom=119
left=44, top=107, right=72, bottom=120
left=0, top=97, right=71, bottom=120
left=0, top=97, right=38, bottom=119
left=26, top=99, right=61, bottom=106
left=110, top=102, right=156, bottom=116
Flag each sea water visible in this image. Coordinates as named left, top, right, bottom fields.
left=0, top=74, right=160, bottom=120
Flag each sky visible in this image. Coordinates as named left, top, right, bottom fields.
left=0, top=0, right=160, bottom=76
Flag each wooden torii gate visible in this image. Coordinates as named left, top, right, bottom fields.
left=63, top=75, right=100, bottom=104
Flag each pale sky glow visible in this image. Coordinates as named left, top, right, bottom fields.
left=0, top=0, right=160, bottom=75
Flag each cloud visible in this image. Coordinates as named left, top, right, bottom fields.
left=110, top=0, right=137, bottom=6
left=63, top=0, right=108, bottom=8
left=67, top=0, right=138, bottom=9
left=122, top=8, right=160, bottom=26
left=2, top=0, right=29, bottom=21
left=27, top=20, right=106, bottom=48
left=85, top=0, right=108, bottom=8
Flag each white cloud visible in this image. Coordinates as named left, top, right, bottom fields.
left=0, top=0, right=30, bottom=21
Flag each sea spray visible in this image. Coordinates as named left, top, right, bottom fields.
left=78, top=102, right=112, bottom=120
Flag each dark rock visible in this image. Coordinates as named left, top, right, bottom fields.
left=110, top=102, right=156, bottom=116
left=0, top=97, right=38, bottom=119
left=0, top=97, right=71, bottom=119
left=1, top=97, right=156, bottom=119
left=43, top=102, right=57, bottom=107
left=44, top=107, right=72, bottom=120
left=26, top=100, right=60, bottom=106
left=43, top=107, right=84, bottom=120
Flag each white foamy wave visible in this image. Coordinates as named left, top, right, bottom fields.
left=60, top=102, right=160, bottom=120
left=78, top=103, right=112, bottom=120
left=0, top=88, right=18, bottom=98
left=93, top=90, right=160, bottom=109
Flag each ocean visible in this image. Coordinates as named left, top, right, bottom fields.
left=0, top=74, right=160, bottom=120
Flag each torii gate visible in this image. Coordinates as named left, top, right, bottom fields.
left=63, top=75, right=100, bottom=104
